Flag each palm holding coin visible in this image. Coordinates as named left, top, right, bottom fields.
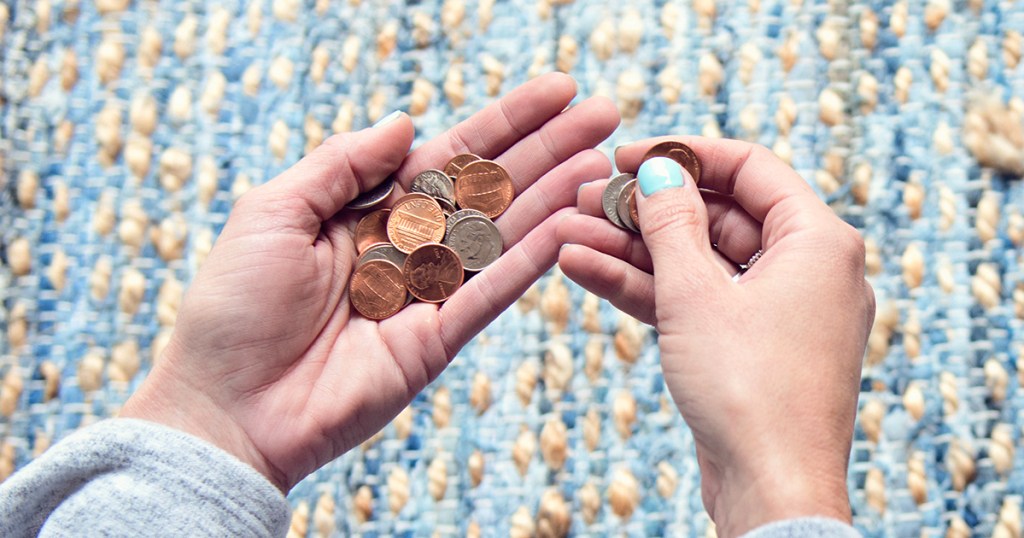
left=121, top=73, right=620, bottom=491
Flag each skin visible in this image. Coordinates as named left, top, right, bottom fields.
left=558, top=138, right=875, bottom=538
left=120, top=73, right=620, bottom=492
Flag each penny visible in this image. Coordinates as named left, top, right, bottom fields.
left=602, top=173, right=635, bottom=230
left=454, top=160, right=515, bottom=219
left=354, top=209, right=391, bottom=255
left=627, top=186, right=639, bottom=230
left=403, top=243, right=464, bottom=303
left=387, top=193, right=446, bottom=253
left=641, top=142, right=702, bottom=184
left=410, top=169, right=456, bottom=204
left=444, top=153, right=482, bottom=178
left=617, top=178, right=640, bottom=233
left=359, top=243, right=407, bottom=269
left=349, top=259, right=408, bottom=320
left=445, top=214, right=502, bottom=271
left=346, top=175, right=396, bottom=210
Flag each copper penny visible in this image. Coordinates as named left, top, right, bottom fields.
left=454, top=160, right=515, bottom=219
left=387, top=193, right=446, bottom=254
left=627, top=187, right=639, bottom=230
left=349, top=259, right=408, bottom=320
left=354, top=209, right=392, bottom=255
left=444, top=153, right=482, bottom=178
left=403, top=243, right=464, bottom=303
left=346, top=176, right=396, bottom=210
left=642, top=142, right=702, bottom=184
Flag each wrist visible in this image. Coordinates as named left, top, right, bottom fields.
left=710, top=463, right=851, bottom=538
left=120, top=365, right=289, bottom=492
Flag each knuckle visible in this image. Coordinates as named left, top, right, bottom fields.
left=642, top=199, right=703, bottom=239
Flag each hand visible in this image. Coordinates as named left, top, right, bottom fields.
left=120, top=73, right=619, bottom=491
left=557, top=138, right=874, bottom=537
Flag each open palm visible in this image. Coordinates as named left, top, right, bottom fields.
left=122, top=73, right=619, bottom=490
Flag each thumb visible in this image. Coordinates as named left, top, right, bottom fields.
left=636, top=157, right=724, bottom=304
left=261, top=110, right=415, bottom=225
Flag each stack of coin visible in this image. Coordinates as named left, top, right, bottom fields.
left=346, top=154, right=511, bottom=320
left=601, top=142, right=703, bottom=232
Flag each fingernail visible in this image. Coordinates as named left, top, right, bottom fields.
left=577, top=181, right=593, bottom=197
left=637, top=156, right=686, bottom=196
left=372, top=110, right=403, bottom=128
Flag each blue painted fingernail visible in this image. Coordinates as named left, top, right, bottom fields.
left=637, top=156, right=686, bottom=196
left=372, top=110, right=403, bottom=128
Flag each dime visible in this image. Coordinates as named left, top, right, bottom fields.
left=359, top=243, right=407, bottom=269
left=354, top=209, right=391, bottom=255
left=410, top=169, right=456, bottom=204
left=641, top=142, right=702, bottom=184
left=444, top=153, right=482, bottom=178
left=349, top=259, right=408, bottom=320
left=445, top=214, right=502, bottom=271
left=403, top=243, right=464, bottom=303
left=602, top=173, right=635, bottom=230
left=387, top=193, right=446, bottom=254
left=346, top=176, right=396, bottom=210
left=617, top=178, right=640, bottom=233
left=454, top=160, right=514, bottom=219
left=436, top=196, right=457, bottom=217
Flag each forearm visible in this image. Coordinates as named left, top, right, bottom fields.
left=0, top=418, right=289, bottom=537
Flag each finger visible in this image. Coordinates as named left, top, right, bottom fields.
left=256, top=114, right=415, bottom=235
left=493, top=97, right=619, bottom=194
left=496, top=150, right=611, bottom=246
left=393, top=72, right=579, bottom=185
left=558, top=244, right=656, bottom=325
left=556, top=213, right=653, bottom=273
left=615, top=137, right=821, bottom=230
left=636, top=157, right=728, bottom=308
left=576, top=179, right=610, bottom=218
left=703, top=191, right=763, bottom=266
left=438, top=209, right=569, bottom=359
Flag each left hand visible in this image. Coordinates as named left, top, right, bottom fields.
left=121, top=73, right=619, bottom=491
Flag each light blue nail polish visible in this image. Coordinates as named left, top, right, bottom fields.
left=372, top=110, right=403, bottom=128
left=637, top=157, right=685, bottom=196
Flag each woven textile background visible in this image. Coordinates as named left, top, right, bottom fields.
left=3, top=0, right=1024, bottom=536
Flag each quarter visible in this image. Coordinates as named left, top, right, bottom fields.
left=602, top=173, right=635, bottom=230
left=445, top=214, right=502, bottom=271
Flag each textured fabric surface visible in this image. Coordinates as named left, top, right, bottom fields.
left=0, top=418, right=289, bottom=537
left=739, top=518, right=863, bottom=538
left=2, top=0, right=1024, bottom=536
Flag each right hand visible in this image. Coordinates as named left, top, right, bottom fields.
left=557, top=138, right=874, bottom=537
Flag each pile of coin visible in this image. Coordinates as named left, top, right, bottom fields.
left=602, top=141, right=704, bottom=232
left=346, top=154, right=512, bottom=320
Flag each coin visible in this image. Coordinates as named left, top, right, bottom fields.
left=602, top=173, right=635, bottom=230
left=359, top=243, right=407, bottom=269
left=349, top=259, right=408, bottom=320
left=346, top=176, right=396, bottom=210
left=387, top=193, right=447, bottom=254
left=354, top=209, right=392, bottom=255
left=444, top=153, right=482, bottom=178
left=454, top=160, right=515, bottom=219
left=628, top=188, right=639, bottom=230
left=617, top=178, right=640, bottom=233
left=436, top=196, right=457, bottom=217
left=403, top=243, right=464, bottom=303
left=410, top=169, right=456, bottom=204
left=445, top=214, right=502, bottom=271
left=641, top=142, right=702, bottom=184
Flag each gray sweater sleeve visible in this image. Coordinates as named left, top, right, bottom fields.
left=739, top=516, right=862, bottom=537
left=0, top=418, right=289, bottom=537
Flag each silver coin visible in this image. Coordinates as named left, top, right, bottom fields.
left=445, top=208, right=488, bottom=240
left=436, top=196, right=457, bottom=217
left=410, top=169, right=456, bottom=204
left=347, top=176, right=395, bottom=210
left=444, top=215, right=502, bottom=271
left=358, top=243, right=407, bottom=269
left=602, top=173, right=635, bottom=230
left=616, top=178, right=640, bottom=233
